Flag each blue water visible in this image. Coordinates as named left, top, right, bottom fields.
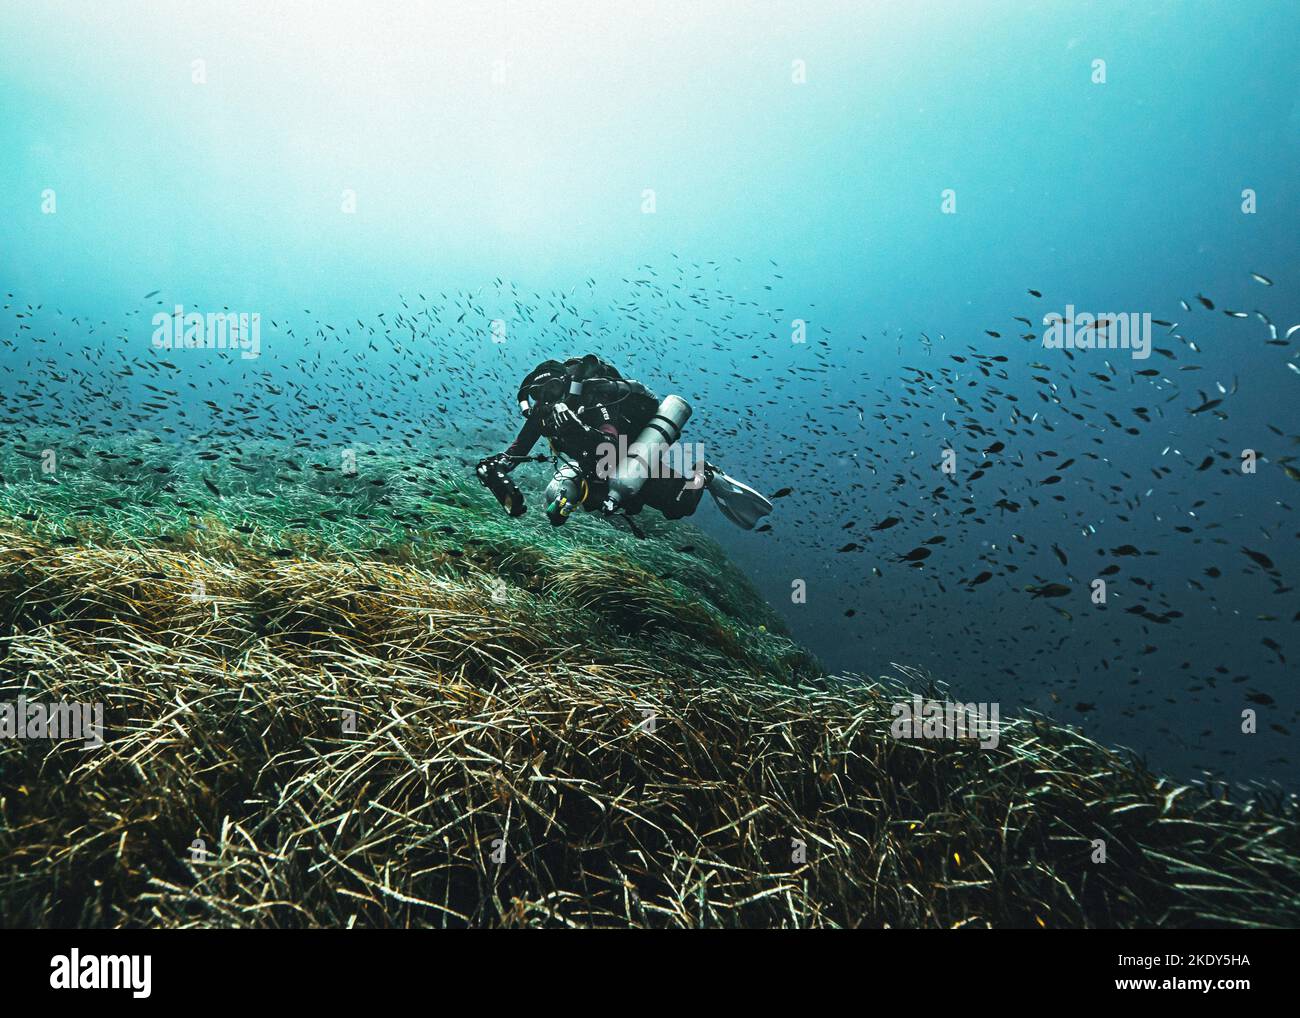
left=2, top=2, right=1297, bottom=786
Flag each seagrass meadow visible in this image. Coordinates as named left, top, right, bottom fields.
left=0, top=434, right=1297, bottom=928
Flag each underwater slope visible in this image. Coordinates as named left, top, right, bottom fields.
left=0, top=436, right=1296, bottom=928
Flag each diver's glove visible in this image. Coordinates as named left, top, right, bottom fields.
left=546, top=402, right=610, bottom=453
left=543, top=402, right=589, bottom=443
left=545, top=403, right=613, bottom=475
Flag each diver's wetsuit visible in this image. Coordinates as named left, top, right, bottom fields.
left=499, top=355, right=706, bottom=521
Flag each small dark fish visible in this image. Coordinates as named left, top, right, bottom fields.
left=771, top=487, right=793, bottom=499
left=1241, top=547, right=1275, bottom=571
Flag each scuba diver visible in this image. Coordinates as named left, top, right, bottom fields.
left=475, top=354, right=773, bottom=531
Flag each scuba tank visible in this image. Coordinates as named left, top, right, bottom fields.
left=543, top=462, right=590, bottom=525
left=601, top=395, right=692, bottom=514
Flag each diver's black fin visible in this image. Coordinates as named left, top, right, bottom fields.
left=705, top=468, right=774, bottom=530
